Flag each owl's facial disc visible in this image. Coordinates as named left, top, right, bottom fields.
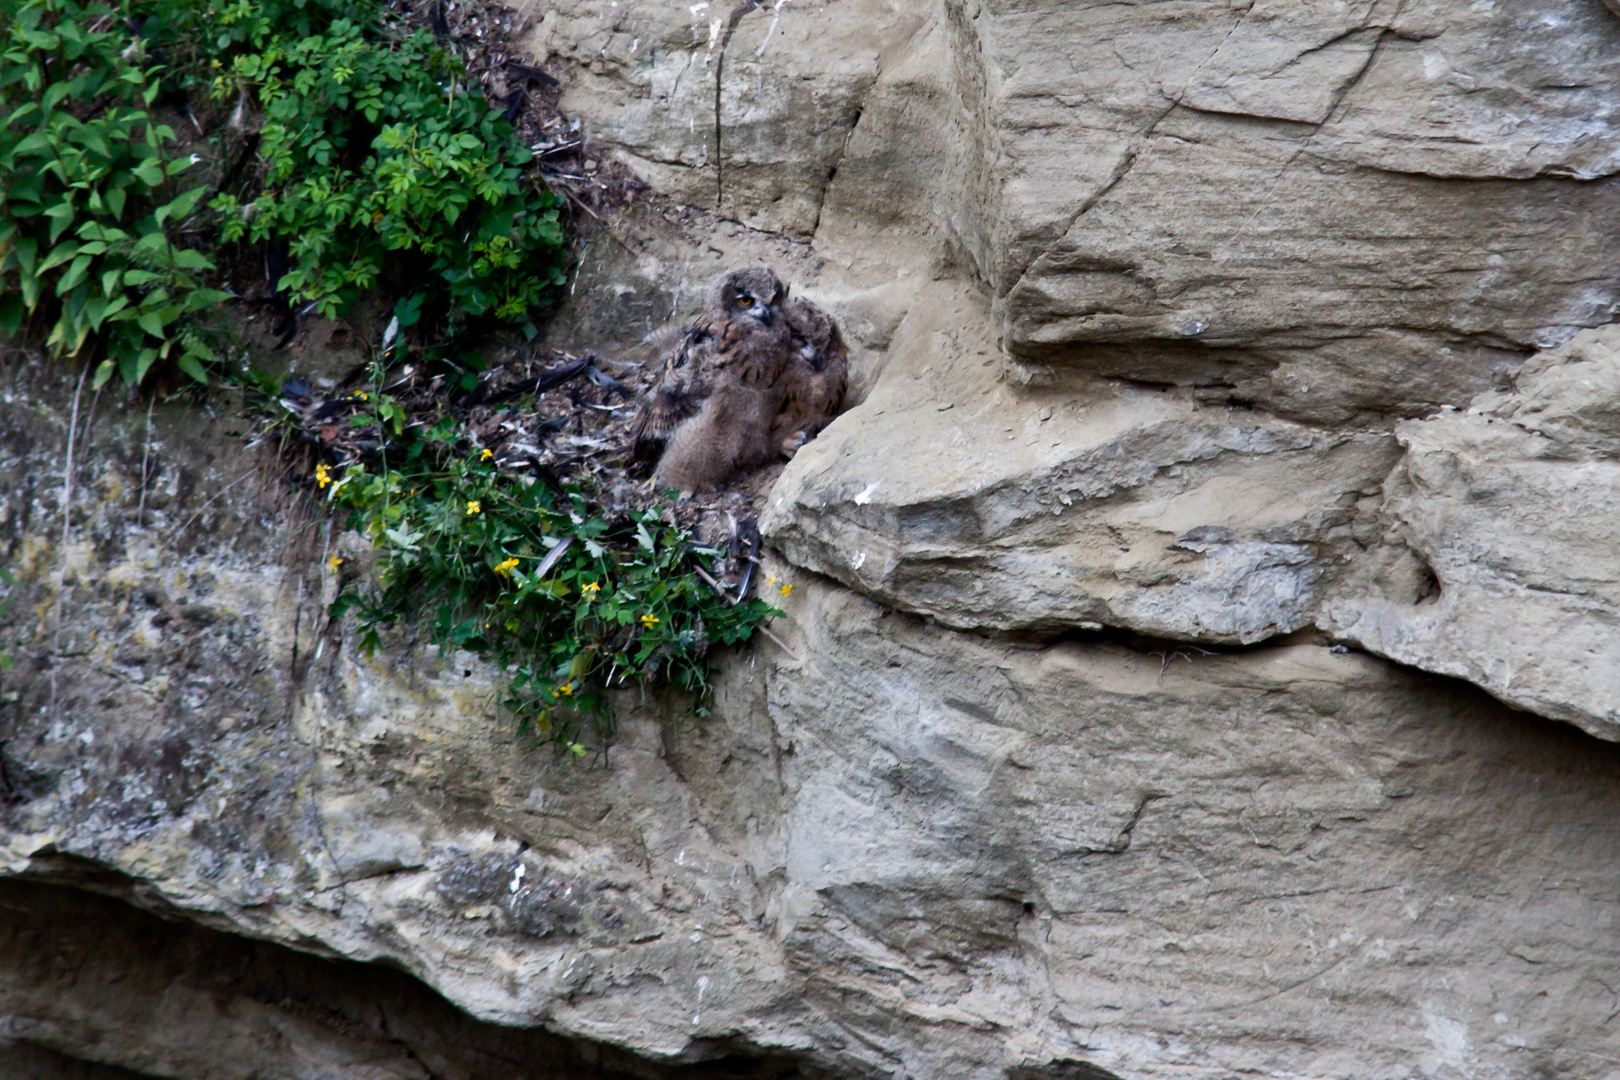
left=735, top=291, right=772, bottom=326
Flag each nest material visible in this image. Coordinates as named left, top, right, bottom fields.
left=270, top=343, right=781, bottom=548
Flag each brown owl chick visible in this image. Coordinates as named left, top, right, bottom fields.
left=634, top=266, right=793, bottom=492
left=769, top=295, right=849, bottom=457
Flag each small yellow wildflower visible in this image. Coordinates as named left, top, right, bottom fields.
left=327, top=554, right=344, bottom=573
left=480, top=448, right=493, bottom=461
left=640, top=613, right=660, bottom=629
left=558, top=682, right=573, bottom=697
left=581, top=581, right=601, bottom=600
left=315, top=463, right=332, bottom=489
left=466, top=500, right=481, bottom=515
left=779, top=583, right=793, bottom=597
left=494, top=557, right=520, bottom=577
left=352, top=390, right=369, bottom=402
left=765, top=573, right=778, bottom=587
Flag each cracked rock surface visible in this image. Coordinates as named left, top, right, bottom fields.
left=1323, top=326, right=1620, bottom=741
left=6, top=0, right=1620, bottom=1076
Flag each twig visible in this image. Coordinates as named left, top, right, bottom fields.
left=757, top=625, right=797, bottom=659
left=50, top=366, right=88, bottom=718
left=136, top=396, right=155, bottom=526
left=168, top=469, right=257, bottom=538
left=693, top=564, right=738, bottom=604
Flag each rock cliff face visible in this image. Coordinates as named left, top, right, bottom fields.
left=5, top=1, right=1620, bottom=1078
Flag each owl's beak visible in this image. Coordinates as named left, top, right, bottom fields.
left=757, top=305, right=773, bottom=327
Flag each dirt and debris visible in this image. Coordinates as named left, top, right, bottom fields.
left=261, top=342, right=785, bottom=546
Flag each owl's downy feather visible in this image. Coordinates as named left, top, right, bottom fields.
left=632, top=265, right=848, bottom=491
left=631, top=267, right=788, bottom=477
left=770, top=295, right=849, bottom=456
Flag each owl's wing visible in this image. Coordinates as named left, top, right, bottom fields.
left=631, top=382, right=698, bottom=467
left=629, top=313, right=719, bottom=469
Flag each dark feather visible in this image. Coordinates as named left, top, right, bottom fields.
left=501, top=88, right=527, bottom=124
left=472, top=357, right=589, bottom=406
left=630, top=384, right=697, bottom=469
left=506, top=60, right=560, bottom=87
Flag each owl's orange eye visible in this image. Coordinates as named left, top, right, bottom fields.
left=737, top=295, right=753, bottom=306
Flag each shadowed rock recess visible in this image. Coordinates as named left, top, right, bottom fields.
left=5, top=0, right=1620, bottom=1077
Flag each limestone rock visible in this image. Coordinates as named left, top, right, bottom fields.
left=535, top=0, right=926, bottom=238
left=6, top=357, right=1620, bottom=1077
left=940, top=0, right=1620, bottom=423
left=762, top=284, right=1398, bottom=643
left=1323, top=327, right=1620, bottom=741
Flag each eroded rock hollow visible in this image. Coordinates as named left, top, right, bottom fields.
left=5, top=0, right=1620, bottom=1077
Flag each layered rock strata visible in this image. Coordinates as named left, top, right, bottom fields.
left=5, top=0, right=1620, bottom=1075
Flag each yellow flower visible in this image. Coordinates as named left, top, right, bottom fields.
left=327, top=554, right=344, bottom=572
left=581, top=581, right=601, bottom=600
left=779, top=583, right=792, bottom=597
left=480, top=448, right=493, bottom=461
left=765, top=573, right=778, bottom=587
left=640, top=613, right=660, bottom=629
left=494, top=557, right=520, bottom=577
left=315, top=463, right=331, bottom=489
left=352, top=390, right=369, bottom=401
left=559, top=682, right=573, bottom=697
left=466, top=500, right=481, bottom=515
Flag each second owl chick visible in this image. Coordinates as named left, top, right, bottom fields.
left=771, top=295, right=849, bottom=457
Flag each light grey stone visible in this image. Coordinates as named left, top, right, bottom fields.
left=762, top=283, right=1398, bottom=644
left=1323, top=327, right=1620, bottom=742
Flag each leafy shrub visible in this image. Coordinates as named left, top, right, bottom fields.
left=321, top=388, right=778, bottom=752
left=203, top=0, right=567, bottom=329
left=0, top=0, right=226, bottom=386
left=1, top=0, right=571, bottom=386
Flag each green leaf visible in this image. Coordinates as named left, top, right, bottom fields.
left=9, top=131, right=50, bottom=158
left=0, top=294, right=22, bottom=335
left=92, top=358, right=116, bottom=389
left=176, top=353, right=209, bottom=384
left=136, top=310, right=167, bottom=338
left=56, top=254, right=92, bottom=295
left=10, top=237, right=37, bottom=275
left=170, top=249, right=212, bottom=271
left=37, top=241, right=78, bottom=274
